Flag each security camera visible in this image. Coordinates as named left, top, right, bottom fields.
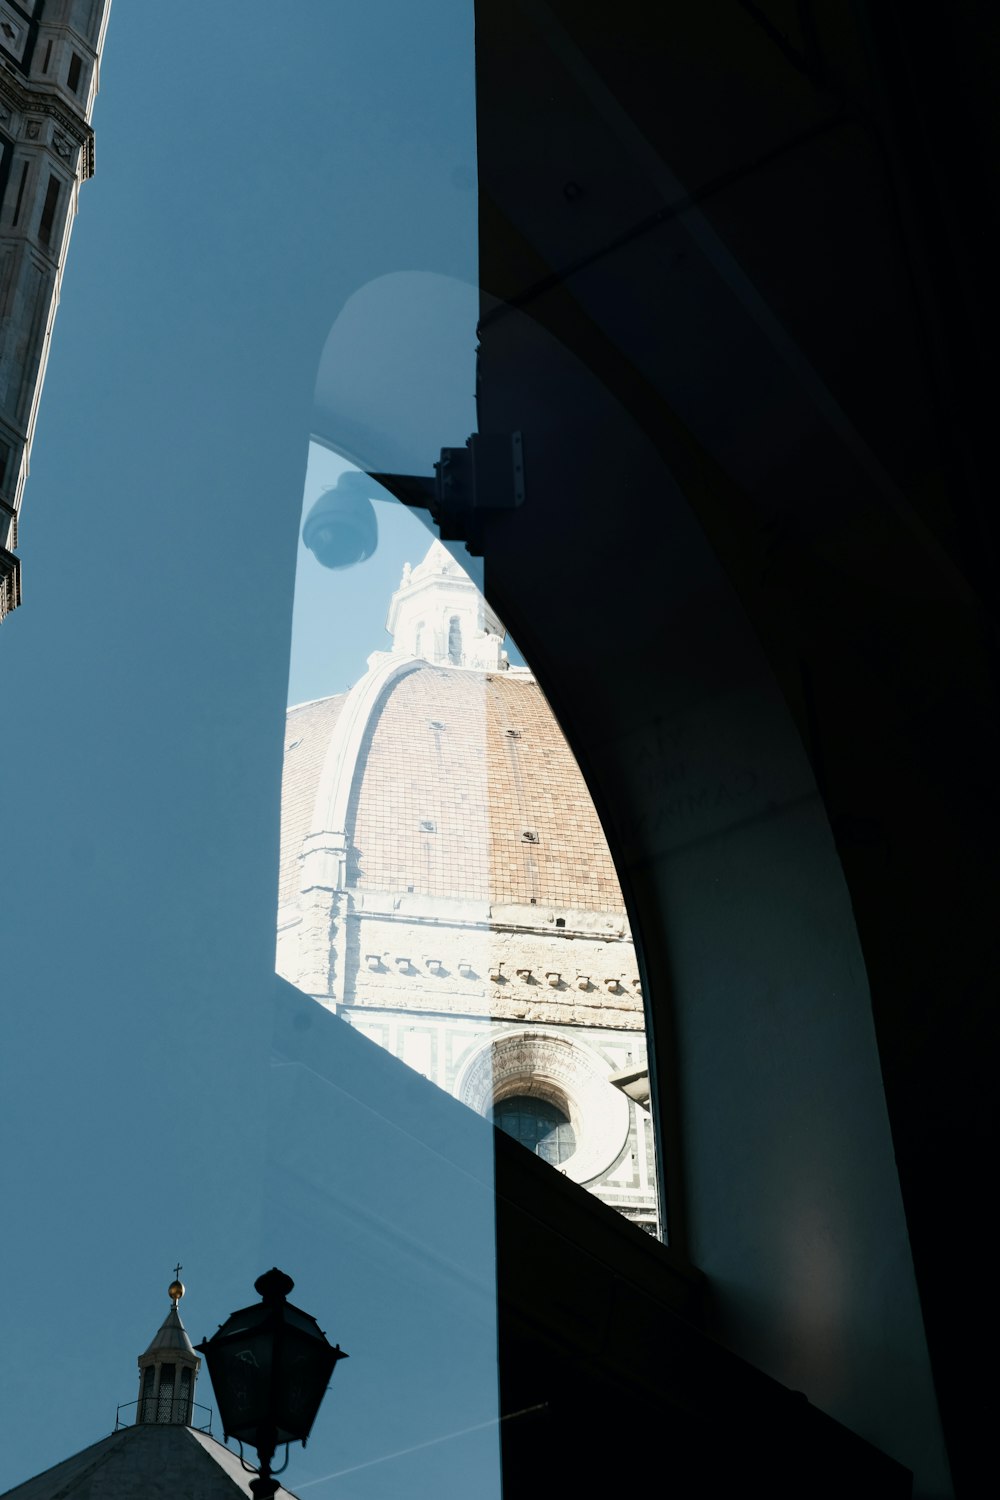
left=302, top=470, right=379, bottom=569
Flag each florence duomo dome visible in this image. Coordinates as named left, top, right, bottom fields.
left=277, top=540, right=658, bottom=1230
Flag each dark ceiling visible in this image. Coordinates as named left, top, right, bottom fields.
left=473, top=3, right=998, bottom=1493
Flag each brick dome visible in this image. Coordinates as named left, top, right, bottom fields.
left=280, top=663, right=625, bottom=913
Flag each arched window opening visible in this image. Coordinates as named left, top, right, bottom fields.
left=280, top=455, right=658, bottom=1233
left=494, top=1094, right=576, bottom=1165
left=282, top=290, right=659, bottom=1237
left=280, top=457, right=658, bottom=1233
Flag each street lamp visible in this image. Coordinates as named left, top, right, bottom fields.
left=195, top=1268, right=348, bottom=1498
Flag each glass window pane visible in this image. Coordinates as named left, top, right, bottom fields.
left=3, top=5, right=500, bottom=1498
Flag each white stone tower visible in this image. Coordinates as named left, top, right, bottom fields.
left=0, top=0, right=112, bottom=620
left=382, top=540, right=508, bottom=670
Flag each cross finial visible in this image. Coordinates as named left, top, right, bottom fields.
left=168, top=1264, right=185, bottom=1307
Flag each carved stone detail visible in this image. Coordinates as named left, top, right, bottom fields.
left=0, top=71, right=94, bottom=178
left=455, top=1029, right=632, bottom=1185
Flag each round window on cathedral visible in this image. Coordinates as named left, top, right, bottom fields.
left=493, top=1095, right=576, bottom=1165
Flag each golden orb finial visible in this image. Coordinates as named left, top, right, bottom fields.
left=169, top=1262, right=184, bottom=1308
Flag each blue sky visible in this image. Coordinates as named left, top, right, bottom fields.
left=289, top=445, right=439, bottom=706
left=0, top=4, right=500, bottom=1495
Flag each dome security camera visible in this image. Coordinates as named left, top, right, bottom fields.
left=302, top=470, right=379, bottom=569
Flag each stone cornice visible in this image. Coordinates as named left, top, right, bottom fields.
left=0, top=70, right=95, bottom=176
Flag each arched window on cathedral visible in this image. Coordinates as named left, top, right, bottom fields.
left=494, top=1095, right=576, bottom=1165
left=448, top=614, right=462, bottom=665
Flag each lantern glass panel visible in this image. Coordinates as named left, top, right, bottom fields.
left=203, top=1321, right=275, bottom=1444
left=273, top=1332, right=339, bottom=1444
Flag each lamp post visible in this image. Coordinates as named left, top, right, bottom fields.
left=195, top=1268, right=348, bottom=1498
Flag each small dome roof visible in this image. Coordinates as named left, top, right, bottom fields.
left=142, top=1307, right=194, bottom=1358
left=0, top=1424, right=301, bottom=1498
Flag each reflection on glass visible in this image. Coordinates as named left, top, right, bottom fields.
left=277, top=453, right=659, bottom=1236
